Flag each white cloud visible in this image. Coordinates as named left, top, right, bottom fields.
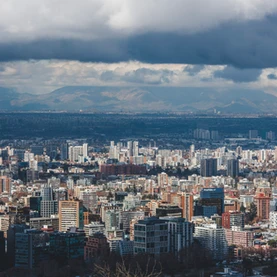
left=0, top=60, right=274, bottom=94
left=0, top=0, right=276, bottom=42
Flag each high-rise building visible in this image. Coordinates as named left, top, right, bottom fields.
left=59, top=200, right=84, bottom=232
left=222, top=211, right=244, bottom=229
left=127, top=141, right=133, bottom=158
left=181, top=193, right=194, bottom=221
left=133, top=141, right=139, bottom=157
left=200, top=158, right=217, bottom=177
left=194, top=224, right=228, bottom=260
left=211, top=130, right=219, bottom=141
left=83, top=143, right=88, bottom=158
left=227, top=159, right=239, bottom=178
left=255, top=186, right=271, bottom=220
left=165, top=217, right=193, bottom=257
left=68, top=145, right=84, bottom=162
left=236, top=146, right=242, bottom=156
left=7, top=224, right=29, bottom=267
left=30, top=196, right=42, bottom=214
left=199, top=188, right=225, bottom=216
left=40, top=184, right=58, bottom=218
left=15, top=229, right=49, bottom=269
left=0, top=176, right=11, bottom=194
left=134, top=217, right=168, bottom=257
left=60, top=143, right=68, bottom=160
left=49, top=227, right=85, bottom=261
left=158, top=172, right=168, bottom=187
left=266, top=131, right=275, bottom=141
left=249, top=130, right=258, bottom=139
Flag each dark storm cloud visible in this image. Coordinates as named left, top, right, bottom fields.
left=268, top=73, right=277, bottom=80
left=185, top=65, right=205, bottom=76
left=214, top=66, right=262, bottom=82
left=1, top=15, right=277, bottom=68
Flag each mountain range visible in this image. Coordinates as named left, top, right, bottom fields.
left=0, top=86, right=277, bottom=113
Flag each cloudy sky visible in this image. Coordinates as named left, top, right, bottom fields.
left=1, top=0, right=277, bottom=94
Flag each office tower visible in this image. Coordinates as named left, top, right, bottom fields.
left=15, top=229, right=49, bottom=269
left=181, top=193, right=194, bottom=221
left=40, top=184, right=58, bottom=218
left=84, top=232, right=110, bottom=261
left=59, top=200, right=84, bottom=232
left=227, top=159, right=239, bottom=178
left=249, top=129, right=258, bottom=139
left=60, top=143, right=68, bottom=160
left=222, top=211, right=244, bottom=229
left=255, top=186, right=271, bottom=220
left=199, top=188, right=225, bottom=216
left=7, top=224, right=29, bottom=267
left=165, top=217, right=193, bottom=257
left=0, top=176, right=11, bottom=194
left=194, top=224, right=228, bottom=260
left=200, top=158, right=217, bottom=177
left=30, top=196, right=42, bottom=214
left=49, top=228, right=85, bottom=261
left=134, top=217, right=168, bottom=257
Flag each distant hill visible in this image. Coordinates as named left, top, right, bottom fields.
left=2, top=86, right=277, bottom=113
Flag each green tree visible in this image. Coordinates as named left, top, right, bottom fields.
left=268, top=239, right=277, bottom=248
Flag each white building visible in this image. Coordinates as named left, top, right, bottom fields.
left=194, top=224, right=228, bottom=261
left=269, top=211, right=277, bottom=229
left=84, top=222, right=105, bottom=237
